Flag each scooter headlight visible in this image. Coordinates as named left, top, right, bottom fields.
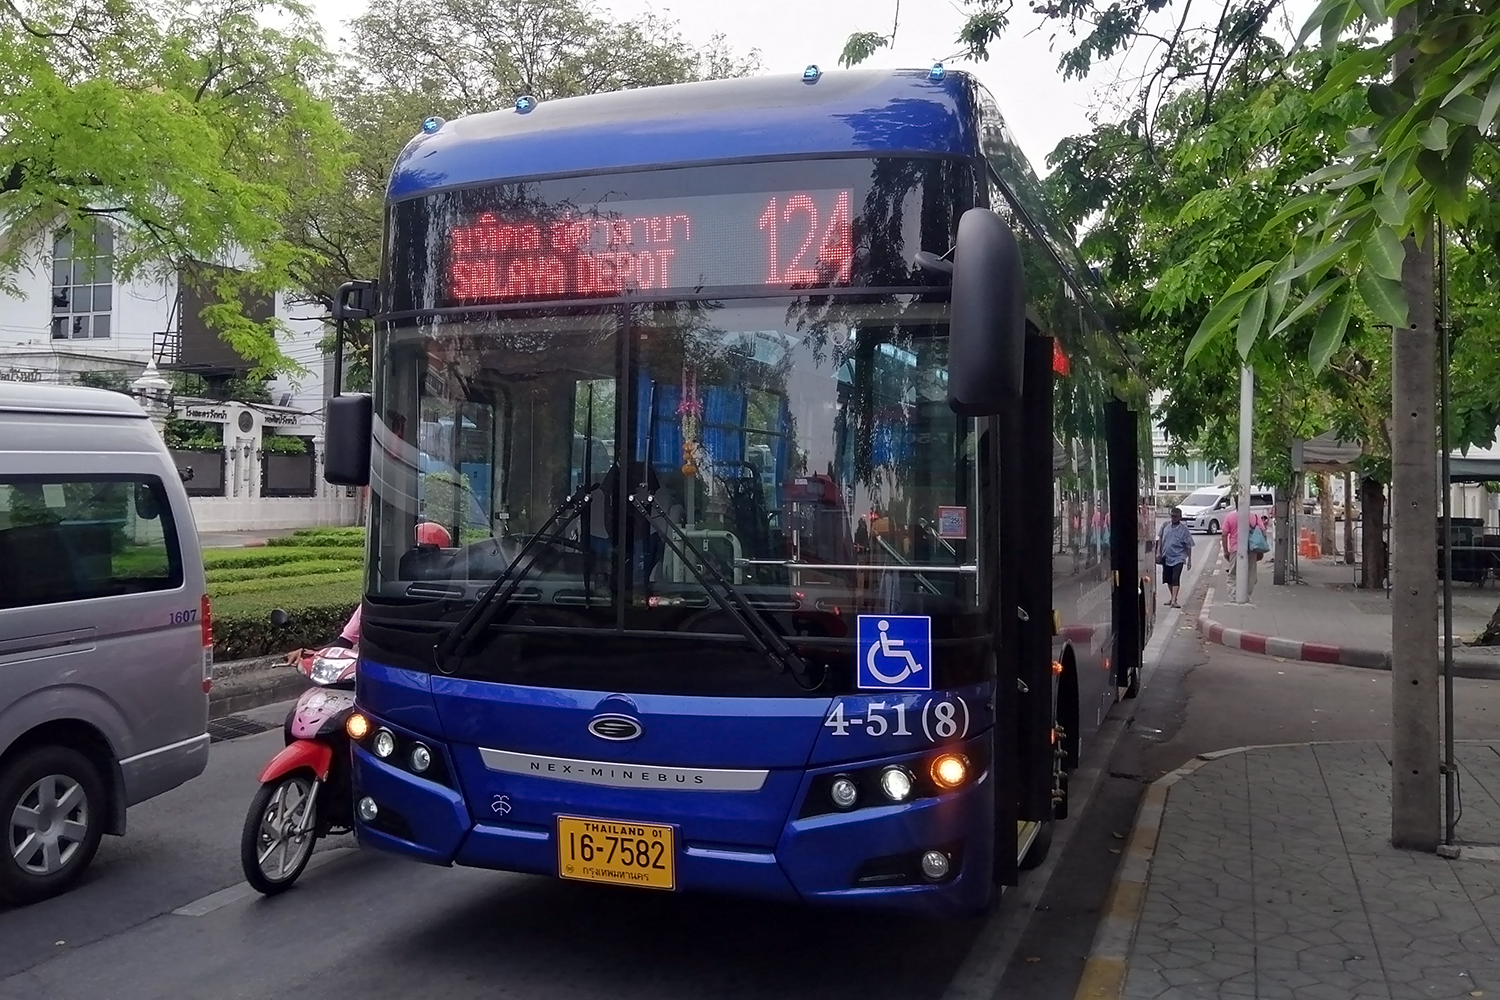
left=310, top=656, right=350, bottom=685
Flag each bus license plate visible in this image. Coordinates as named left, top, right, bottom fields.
left=556, top=816, right=675, bottom=891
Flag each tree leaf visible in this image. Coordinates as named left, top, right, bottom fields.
left=1364, top=226, right=1405, bottom=280
left=1381, top=146, right=1416, bottom=194
left=1320, top=0, right=1351, bottom=53
left=839, top=31, right=888, bottom=68
left=1368, top=82, right=1403, bottom=116
left=1283, top=239, right=1357, bottom=283
left=1237, top=286, right=1268, bottom=359
left=1298, top=162, right=1354, bottom=187
left=1356, top=267, right=1410, bottom=328
left=1420, top=117, right=1450, bottom=150
left=1325, top=165, right=1382, bottom=190
left=1225, top=259, right=1279, bottom=296
left=1480, top=76, right=1500, bottom=132
left=1442, top=63, right=1490, bottom=107
left=1186, top=289, right=1252, bottom=363
left=1374, top=185, right=1411, bottom=226
left=1264, top=192, right=1328, bottom=230
left=1309, top=289, right=1355, bottom=371
left=1442, top=94, right=1484, bottom=126
left=1354, top=0, right=1385, bottom=23
left=1265, top=254, right=1293, bottom=333
left=1273, top=276, right=1347, bottom=336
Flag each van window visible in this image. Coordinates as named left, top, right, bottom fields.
left=1181, top=490, right=1222, bottom=507
left=1251, top=493, right=1274, bottom=507
left=0, top=475, right=183, bottom=610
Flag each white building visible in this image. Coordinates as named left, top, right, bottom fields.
left=1150, top=392, right=1221, bottom=500
left=0, top=219, right=358, bottom=530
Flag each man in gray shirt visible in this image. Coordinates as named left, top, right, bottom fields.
left=1157, top=506, right=1195, bottom=608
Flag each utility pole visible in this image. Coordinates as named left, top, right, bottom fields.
left=1234, top=365, right=1253, bottom=603
left=1389, top=4, right=1440, bottom=851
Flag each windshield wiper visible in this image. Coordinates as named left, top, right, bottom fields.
left=436, top=483, right=599, bottom=671
left=627, top=488, right=822, bottom=690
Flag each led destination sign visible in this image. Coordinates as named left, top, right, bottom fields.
left=444, top=188, right=854, bottom=304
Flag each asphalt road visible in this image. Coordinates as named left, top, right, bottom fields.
left=9, top=532, right=1499, bottom=1000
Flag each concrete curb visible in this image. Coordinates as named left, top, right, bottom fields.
left=1072, top=752, right=1219, bottom=999
left=208, top=655, right=307, bottom=718
left=1194, top=587, right=1500, bottom=680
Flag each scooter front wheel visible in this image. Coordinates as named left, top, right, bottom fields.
left=241, top=773, right=319, bottom=895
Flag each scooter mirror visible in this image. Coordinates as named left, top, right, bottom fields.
left=269, top=608, right=292, bottom=628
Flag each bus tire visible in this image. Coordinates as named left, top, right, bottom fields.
left=1125, top=586, right=1144, bottom=699
left=1019, top=821, right=1053, bottom=870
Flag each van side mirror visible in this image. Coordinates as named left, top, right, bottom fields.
left=324, top=393, right=373, bottom=486
left=947, top=208, right=1026, bottom=417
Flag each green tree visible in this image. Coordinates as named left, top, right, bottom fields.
left=0, top=0, right=350, bottom=374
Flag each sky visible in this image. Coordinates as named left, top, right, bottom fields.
left=304, top=0, right=1133, bottom=174
left=305, top=0, right=1321, bottom=176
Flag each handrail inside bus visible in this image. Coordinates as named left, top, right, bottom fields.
left=734, top=560, right=978, bottom=575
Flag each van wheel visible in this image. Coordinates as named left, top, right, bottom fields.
left=0, top=747, right=105, bottom=905
left=1207, top=518, right=1220, bottom=535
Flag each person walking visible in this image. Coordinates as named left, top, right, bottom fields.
left=1157, top=506, right=1194, bottom=608
left=1222, top=502, right=1267, bottom=602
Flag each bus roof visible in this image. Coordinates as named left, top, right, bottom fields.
left=389, top=68, right=980, bottom=201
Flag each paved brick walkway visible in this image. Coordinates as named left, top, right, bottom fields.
left=1119, top=741, right=1500, bottom=1000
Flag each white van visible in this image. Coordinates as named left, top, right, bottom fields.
left=0, top=383, right=211, bottom=904
left=1179, top=486, right=1276, bottom=534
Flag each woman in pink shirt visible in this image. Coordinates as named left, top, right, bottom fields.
left=1221, top=506, right=1266, bottom=601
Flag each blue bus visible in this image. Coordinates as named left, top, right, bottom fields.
left=321, top=66, right=1155, bottom=916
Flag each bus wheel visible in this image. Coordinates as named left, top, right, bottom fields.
left=1019, top=821, right=1053, bottom=870
left=1124, top=588, right=1144, bottom=699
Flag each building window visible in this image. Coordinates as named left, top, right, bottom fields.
left=51, top=221, right=114, bottom=340
left=1158, top=471, right=1178, bottom=492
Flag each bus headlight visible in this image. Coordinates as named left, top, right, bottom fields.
left=829, top=775, right=859, bottom=809
left=931, top=753, right=969, bottom=790
left=346, top=713, right=370, bottom=740
left=410, top=744, right=432, bottom=773
left=879, top=766, right=914, bottom=802
left=373, top=729, right=396, bottom=759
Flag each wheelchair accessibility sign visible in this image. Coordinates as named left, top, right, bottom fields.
left=856, top=615, right=932, bottom=691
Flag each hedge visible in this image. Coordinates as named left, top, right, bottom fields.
left=266, top=533, right=366, bottom=549
left=203, top=526, right=367, bottom=659
left=207, top=559, right=361, bottom=583
left=203, top=546, right=364, bottom=570
left=209, top=569, right=363, bottom=597
left=210, top=578, right=363, bottom=661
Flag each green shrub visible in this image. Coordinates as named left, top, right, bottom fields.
left=266, top=533, right=365, bottom=549
left=203, top=546, right=364, bottom=570
left=207, top=559, right=360, bottom=583
left=210, top=578, right=363, bottom=660
left=287, top=526, right=365, bottom=539
left=209, top=569, right=362, bottom=597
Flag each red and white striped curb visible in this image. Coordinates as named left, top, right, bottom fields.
left=1195, top=587, right=1391, bottom=670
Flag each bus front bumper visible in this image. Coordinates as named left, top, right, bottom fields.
left=351, top=735, right=996, bottom=917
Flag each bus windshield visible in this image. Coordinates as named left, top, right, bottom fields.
left=368, top=297, right=981, bottom=627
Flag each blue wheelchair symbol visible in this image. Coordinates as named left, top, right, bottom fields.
left=857, top=615, right=932, bottom=691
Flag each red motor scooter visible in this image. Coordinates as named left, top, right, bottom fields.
left=239, top=609, right=358, bottom=895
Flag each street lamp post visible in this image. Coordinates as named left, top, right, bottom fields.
left=130, top=359, right=172, bottom=439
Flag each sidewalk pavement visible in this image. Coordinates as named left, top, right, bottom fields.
left=1196, top=553, right=1500, bottom=679
left=197, top=527, right=300, bottom=548
left=1078, top=740, right=1500, bottom=1000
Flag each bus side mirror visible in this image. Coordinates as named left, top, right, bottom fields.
left=324, top=393, right=373, bottom=486
left=947, top=208, right=1026, bottom=417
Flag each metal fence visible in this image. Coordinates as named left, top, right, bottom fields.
left=261, top=450, right=317, bottom=497
left=170, top=449, right=225, bottom=497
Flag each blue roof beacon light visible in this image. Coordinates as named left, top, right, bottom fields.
left=929, top=62, right=945, bottom=82
left=421, top=116, right=445, bottom=134
left=515, top=95, right=537, bottom=114
left=802, top=64, right=821, bottom=84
